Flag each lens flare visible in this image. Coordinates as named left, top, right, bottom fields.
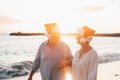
left=66, top=72, right=72, bottom=80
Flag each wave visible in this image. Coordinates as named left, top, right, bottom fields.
left=99, top=54, right=120, bottom=63
left=0, top=54, right=120, bottom=79
left=0, top=61, right=32, bottom=79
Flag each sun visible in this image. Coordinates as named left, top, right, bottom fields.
left=66, top=72, right=72, bottom=80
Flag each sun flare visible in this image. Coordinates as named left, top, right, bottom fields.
left=66, top=72, right=72, bottom=80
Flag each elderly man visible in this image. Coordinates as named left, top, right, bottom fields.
left=28, top=23, right=73, bottom=80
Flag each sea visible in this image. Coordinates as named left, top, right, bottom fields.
left=0, top=33, right=120, bottom=79
left=0, top=33, right=120, bottom=65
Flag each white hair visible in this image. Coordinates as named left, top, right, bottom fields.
left=77, top=27, right=93, bottom=43
left=46, top=27, right=60, bottom=39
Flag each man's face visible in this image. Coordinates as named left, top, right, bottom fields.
left=48, top=31, right=61, bottom=45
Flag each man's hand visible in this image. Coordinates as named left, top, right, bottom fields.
left=27, top=70, right=35, bottom=80
left=59, top=60, right=68, bottom=68
left=27, top=76, right=32, bottom=80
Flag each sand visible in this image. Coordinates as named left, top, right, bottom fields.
left=6, top=61, right=120, bottom=80
left=97, top=61, right=120, bottom=80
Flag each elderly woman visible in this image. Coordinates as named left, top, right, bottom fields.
left=72, top=26, right=98, bottom=80
left=28, top=23, right=73, bottom=80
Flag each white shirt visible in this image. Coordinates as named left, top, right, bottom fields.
left=32, top=41, right=73, bottom=80
left=72, top=49, right=98, bottom=80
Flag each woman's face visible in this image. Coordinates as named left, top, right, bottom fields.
left=76, top=33, right=81, bottom=44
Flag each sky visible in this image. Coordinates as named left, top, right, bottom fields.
left=0, top=0, right=120, bottom=33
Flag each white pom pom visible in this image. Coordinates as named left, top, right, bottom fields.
left=80, top=36, right=93, bottom=43
left=80, top=38, right=86, bottom=43
left=86, top=36, right=93, bottom=42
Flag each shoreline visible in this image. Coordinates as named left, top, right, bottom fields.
left=0, top=54, right=120, bottom=79
left=5, top=61, right=120, bottom=80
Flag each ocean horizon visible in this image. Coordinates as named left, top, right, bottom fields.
left=0, top=33, right=120, bottom=64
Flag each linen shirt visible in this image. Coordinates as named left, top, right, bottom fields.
left=72, top=49, right=98, bottom=80
left=32, top=41, right=73, bottom=80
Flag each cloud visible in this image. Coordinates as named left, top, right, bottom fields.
left=0, top=16, right=23, bottom=25
left=80, top=5, right=105, bottom=12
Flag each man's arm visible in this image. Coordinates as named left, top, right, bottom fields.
left=28, top=70, right=35, bottom=80
left=28, top=45, right=41, bottom=80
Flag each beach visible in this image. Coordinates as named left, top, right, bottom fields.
left=0, top=0, right=120, bottom=79
left=0, top=34, right=120, bottom=80
left=0, top=54, right=120, bottom=80
left=5, top=61, right=120, bottom=80
left=98, top=61, right=120, bottom=80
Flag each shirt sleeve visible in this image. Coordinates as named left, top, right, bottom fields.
left=32, top=45, right=41, bottom=72
left=88, top=51, right=98, bottom=80
left=64, top=43, right=73, bottom=68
